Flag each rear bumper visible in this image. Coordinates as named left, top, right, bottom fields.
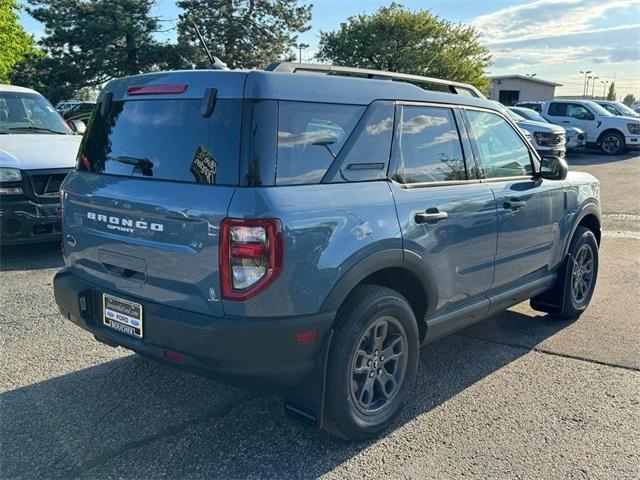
left=0, top=199, right=61, bottom=245
left=53, top=269, right=334, bottom=388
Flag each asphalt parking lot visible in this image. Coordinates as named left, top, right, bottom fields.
left=1, top=150, right=639, bottom=479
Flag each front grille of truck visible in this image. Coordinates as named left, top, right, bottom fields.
left=22, top=169, right=72, bottom=204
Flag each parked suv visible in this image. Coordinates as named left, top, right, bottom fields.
left=54, top=64, right=601, bottom=440
left=541, top=99, right=640, bottom=154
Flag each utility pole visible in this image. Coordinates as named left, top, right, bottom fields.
left=591, top=76, right=599, bottom=98
left=580, top=70, right=592, bottom=98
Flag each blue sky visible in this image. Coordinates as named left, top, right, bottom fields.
left=19, top=0, right=640, bottom=98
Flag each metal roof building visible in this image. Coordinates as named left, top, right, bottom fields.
left=488, top=75, right=562, bottom=106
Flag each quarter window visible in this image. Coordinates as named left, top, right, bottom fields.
left=276, top=101, right=365, bottom=185
left=393, top=105, right=466, bottom=184
left=466, top=110, right=532, bottom=178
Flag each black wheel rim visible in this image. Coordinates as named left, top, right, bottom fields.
left=349, top=316, right=408, bottom=415
left=571, top=244, right=595, bottom=304
left=602, top=135, right=621, bottom=154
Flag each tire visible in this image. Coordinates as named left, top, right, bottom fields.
left=599, top=131, right=625, bottom=155
left=541, top=227, right=598, bottom=319
left=323, top=285, right=419, bottom=441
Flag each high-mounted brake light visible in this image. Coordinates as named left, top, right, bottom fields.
left=127, top=84, right=188, bottom=96
left=220, top=218, right=283, bottom=300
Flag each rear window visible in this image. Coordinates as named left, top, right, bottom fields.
left=276, top=101, right=365, bottom=185
left=79, top=99, right=242, bottom=185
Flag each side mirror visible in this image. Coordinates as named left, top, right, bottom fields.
left=68, top=119, right=86, bottom=135
left=538, top=156, right=568, bottom=180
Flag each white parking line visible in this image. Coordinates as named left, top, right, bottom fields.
left=602, top=213, right=640, bottom=221
left=602, top=230, right=640, bottom=240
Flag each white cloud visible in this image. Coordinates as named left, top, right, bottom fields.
left=471, top=0, right=640, bottom=44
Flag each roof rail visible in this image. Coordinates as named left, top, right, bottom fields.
left=265, top=62, right=484, bottom=98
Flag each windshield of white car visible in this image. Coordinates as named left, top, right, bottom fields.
left=514, top=108, right=549, bottom=124
left=506, top=109, right=525, bottom=121
left=0, top=91, right=70, bottom=134
left=610, top=102, right=637, bottom=116
left=584, top=101, right=614, bottom=117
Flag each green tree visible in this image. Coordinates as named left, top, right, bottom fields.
left=316, top=3, right=492, bottom=92
left=0, top=0, right=37, bottom=82
left=606, top=81, right=616, bottom=100
left=622, top=93, right=636, bottom=106
left=176, top=0, right=312, bottom=69
left=11, top=0, right=178, bottom=103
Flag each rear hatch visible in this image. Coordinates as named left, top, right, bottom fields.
left=61, top=71, right=247, bottom=317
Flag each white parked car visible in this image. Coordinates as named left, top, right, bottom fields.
left=593, top=100, right=640, bottom=118
left=509, top=106, right=586, bottom=152
left=505, top=108, right=567, bottom=157
left=0, top=84, right=83, bottom=245
left=540, top=99, right=640, bottom=155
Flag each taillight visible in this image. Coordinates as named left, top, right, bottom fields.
left=220, top=218, right=283, bottom=300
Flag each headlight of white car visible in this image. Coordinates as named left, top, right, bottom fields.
left=627, top=123, right=640, bottom=135
left=0, top=167, right=22, bottom=182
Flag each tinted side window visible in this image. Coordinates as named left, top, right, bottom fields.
left=466, top=110, right=532, bottom=178
left=393, top=105, right=466, bottom=184
left=324, top=101, right=395, bottom=183
left=566, top=104, right=593, bottom=119
left=547, top=102, right=567, bottom=116
left=276, top=101, right=365, bottom=185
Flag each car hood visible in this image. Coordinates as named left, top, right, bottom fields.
left=0, top=134, right=81, bottom=170
left=599, top=115, right=640, bottom=125
left=516, top=119, right=565, bottom=134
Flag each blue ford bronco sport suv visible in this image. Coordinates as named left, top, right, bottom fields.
left=54, top=63, right=601, bottom=440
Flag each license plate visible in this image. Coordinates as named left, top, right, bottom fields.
left=103, top=293, right=143, bottom=338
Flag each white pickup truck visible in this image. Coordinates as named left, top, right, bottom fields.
left=540, top=99, right=640, bottom=155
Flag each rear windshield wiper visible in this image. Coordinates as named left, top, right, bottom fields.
left=113, top=156, right=154, bottom=176
left=7, top=126, right=67, bottom=134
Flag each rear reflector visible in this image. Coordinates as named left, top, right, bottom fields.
left=127, top=84, right=188, bottom=96
left=296, top=331, right=318, bottom=344
left=163, top=350, right=186, bottom=364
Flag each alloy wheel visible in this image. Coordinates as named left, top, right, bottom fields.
left=571, top=244, right=595, bottom=304
left=601, top=135, right=621, bottom=154
left=349, top=316, right=408, bottom=415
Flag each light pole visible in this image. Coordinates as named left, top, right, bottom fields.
left=590, top=76, right=599, bottom=98
left=580, top=70, right=592, bottom=98
left=294, top=43, right=309, bottom=62
left=601, top=80, right=609, bottom=99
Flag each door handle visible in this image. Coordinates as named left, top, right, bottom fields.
left=503, top=198, right=527, bottom=210
left=415, top=209, right=448, bottom=224
left=561, top=120, right=570, bottom=124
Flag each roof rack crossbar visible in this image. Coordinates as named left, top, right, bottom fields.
left=265, top=62, right=483, bottom=98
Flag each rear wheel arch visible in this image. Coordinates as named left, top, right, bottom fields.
left=321, top=251, right=436, bottom=344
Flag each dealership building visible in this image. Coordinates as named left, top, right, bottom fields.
left=488, top=75, right=562, bottom=105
